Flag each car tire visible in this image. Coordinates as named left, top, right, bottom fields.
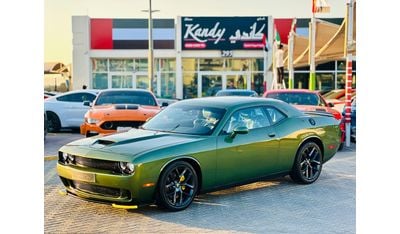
left=290, top=141, right=323, bottom=184
left=156, top=161, right=198, bottom=211
left=47, top=112, right=61, bottom=133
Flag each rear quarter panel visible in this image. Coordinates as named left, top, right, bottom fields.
left=275, top=115, right=341, bottom=172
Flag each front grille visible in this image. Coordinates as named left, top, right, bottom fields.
left=75, top=157, right=121, bottom=174
left=59, top=154, right=122, bottom=175
left=71, top=180, right=131, bottom=199
left=100, top=121, right=145, bottom=130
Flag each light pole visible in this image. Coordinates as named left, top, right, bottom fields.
left=142, top=0, right=159, bottom=92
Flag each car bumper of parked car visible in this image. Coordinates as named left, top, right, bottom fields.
left=80, top=123, right=116, bottom=136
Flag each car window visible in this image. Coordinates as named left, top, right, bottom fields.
left=264, top=106, right=286, bottom=124
left=222, top=107, right=271, bottom=134
left=267, top=92, right=321, bottom=106
left=56, top=93, right=94, bottom=103
left=94, top=91, right=157, bottom=106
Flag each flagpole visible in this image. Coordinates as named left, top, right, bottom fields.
left=309, top=1, right=316, bottom=91
left=345, top=0, right=354, bottom=147
left=288, top=19, right=296, bottom=89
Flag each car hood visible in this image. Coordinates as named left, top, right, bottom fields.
left=61, top=129, right=205, bottom=161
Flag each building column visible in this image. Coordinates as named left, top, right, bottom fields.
left=72, top=16, right=91, bottom=90
left=175, top=16, right=183, bottom=99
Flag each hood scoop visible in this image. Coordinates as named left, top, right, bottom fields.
left=115, top=104, right=139, bottom=110
left=94, top=139, right=116, bottom=146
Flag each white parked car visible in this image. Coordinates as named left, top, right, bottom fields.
left=44, top=90, right=99, bottom=132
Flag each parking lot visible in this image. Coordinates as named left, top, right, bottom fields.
left=44, top=132, right=355, bottom=233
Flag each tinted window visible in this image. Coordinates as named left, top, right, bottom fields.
left=142, top=105, right=225, bottom=135
left=216, top=91, right=258, bottom=97
left=56, top=93, right=96, bottom=103
left=94, top=91, right=157, bottom=106
left=264, top=107, right=286, bottom=124
left=222, top=107, right=271, bottom=134
left=266, top=92, right=325, bottom=106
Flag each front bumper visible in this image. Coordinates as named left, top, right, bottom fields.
left=57, top=163, right=157, bottom=205
left=80, top=123, right=115, bottom=136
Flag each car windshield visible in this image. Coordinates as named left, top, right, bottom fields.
left=216, top=91, right=257, bottom=97
left=142, top=104, right=226, bottom=135
left=94, top=91, right=157, bottom=106
left=267, top=92, right=323, bottom=106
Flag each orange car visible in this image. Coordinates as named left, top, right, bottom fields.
left=80, top=89, right=161, bottom=137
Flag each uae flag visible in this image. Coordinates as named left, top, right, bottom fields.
left=262, top=34, right=269, bottom=52
left=90, top=19, right=175, bottom=49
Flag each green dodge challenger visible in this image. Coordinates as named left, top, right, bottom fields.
left=57, top=97, right=341, bottom=211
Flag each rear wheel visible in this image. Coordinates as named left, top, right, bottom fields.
left=47, top=112, right=61, bottom=132
left=290, top=142, right=322, bottom=184
left=157, top=161, right=198, bottom=211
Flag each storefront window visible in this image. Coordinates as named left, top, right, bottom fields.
left=182, top=59, right=197, bottom=72
left=111, top=75, right=133, bottom=88
left=294, top=73, right=309, bottom=89
left=199, top=58, right=224, bottom=71
left=251, top=73, right=264, bottom=95
left=135, top=59, right=148, bottom=71
left=109, top=59, right=134, bottom=72
left=316, top=61, right=335, bottom=71
left=316, top=72, right=335, bottom=91
left=156, top=59, right=176, bottom=72
left=225, top=59, right=250, bottom=71
left=92, top=73, right=108, bottom=89
left=337, top=72, right=356, bottom=89
left=92, top=59, right=108, bottom=72
left=160, top=73, right=176, bottom=98
left=252, top=59, right=264, bottom=72
left=183, top=72, right=198, bottom=99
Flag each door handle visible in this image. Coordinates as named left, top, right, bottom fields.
left=268, top=132, right=276, bottom=137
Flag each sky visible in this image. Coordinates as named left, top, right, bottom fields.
left=45, top=0, right=347, bottom=65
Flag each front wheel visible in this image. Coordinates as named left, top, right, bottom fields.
left=157, top=161, right=198, bottom=211
left=290, top=142, right=323, bottom=184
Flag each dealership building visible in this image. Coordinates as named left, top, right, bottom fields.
left=72, top=16, right=355, bottom=99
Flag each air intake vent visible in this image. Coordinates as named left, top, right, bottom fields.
left=96, top=139, right=115, bottom=146
left=114, top=104, right=139, bottom=110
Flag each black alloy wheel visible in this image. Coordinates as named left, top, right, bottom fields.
left=157, top=161, right=198, bottom=211
left=290, top=142, right=322, bottom=184
left=47, top=112, right=61, bottom=132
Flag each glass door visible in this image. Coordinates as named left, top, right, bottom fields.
left=109, top=73, right=133, bottom=88
left=198, top=74, right=222, bottom=97
left=225, top=74, right=248, bottom=90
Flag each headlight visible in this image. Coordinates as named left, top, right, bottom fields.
left=59, top=152, right=75, bottom=164
left=87, top=118, right=99, bottom=124
left=119, top=162, right=135, bottom=174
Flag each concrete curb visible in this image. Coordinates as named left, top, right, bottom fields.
left=44, top=155, right=58, bottom=161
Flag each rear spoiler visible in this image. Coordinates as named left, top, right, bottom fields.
left=303, top=111, right=335, bottom=118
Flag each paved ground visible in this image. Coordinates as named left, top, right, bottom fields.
left=44, top=133, right=355, bottom=233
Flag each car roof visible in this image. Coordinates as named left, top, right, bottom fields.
left=264, top=89, right=319, bottom=94
left=97, top=88, right=153, bottom=94
left=217, top=89, right=256, bottom=93
left=172, top=96, right=303, bottom=117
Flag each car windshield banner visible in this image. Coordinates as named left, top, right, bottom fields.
left=181, top=17, right=269, bottom=50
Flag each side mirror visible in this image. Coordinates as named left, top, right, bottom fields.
left=83, top=101, right=91, bottom=107
left=229, top=126, right=249, bottom=138
left=161, top=102, right=169, bottom=107
left=328, top=102, right=334, bottom=107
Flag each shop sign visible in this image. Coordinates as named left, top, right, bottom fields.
left=182, top=17, right=269, bottom=50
